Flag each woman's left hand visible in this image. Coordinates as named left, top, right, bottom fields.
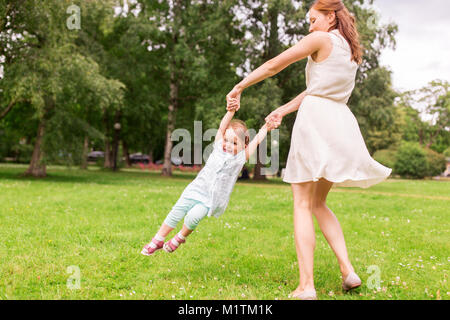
left=265, top=110, right=283, bottom=130
left=226, top=86, right=242, bottom=112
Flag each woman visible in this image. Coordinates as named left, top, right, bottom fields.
left=226, top=0, right=392, bottom=300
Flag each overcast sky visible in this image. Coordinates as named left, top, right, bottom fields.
left=375, top=0, right=450, bottom=92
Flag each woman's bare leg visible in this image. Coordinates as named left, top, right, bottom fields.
left=312, top=178, right=355, bottom=279
left=291, top=181, right=316, bottom=294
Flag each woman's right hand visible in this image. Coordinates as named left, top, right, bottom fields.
left=226, top=86, right=242, bottom=112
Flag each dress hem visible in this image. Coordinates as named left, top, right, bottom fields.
left=282, top=170, right=392, bottom=189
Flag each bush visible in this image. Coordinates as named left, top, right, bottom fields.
left=394, top=142, right=428, bottom=179
left=373, top=148, right=397, bottom=171
left=424, top=147, right=447, bottom=177
left=444, top=146, right=450, bottom=158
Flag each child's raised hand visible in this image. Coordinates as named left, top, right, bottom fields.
left=226, top=103, right=238, bottom=112
left=226, top=87, right=241, bottom=111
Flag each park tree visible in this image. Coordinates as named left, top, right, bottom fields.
left=0, top=0, right=124, bottom=177
left=138, top=0, right=246, bottom=176
left=73, top=0, right=165, bottom=170
left=397, top=80, right=450, bottom=153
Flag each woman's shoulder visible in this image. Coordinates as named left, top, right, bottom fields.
left=304, top=31, right=333, bottom=45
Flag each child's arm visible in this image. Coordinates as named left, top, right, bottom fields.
left=244, top=123, right=269, bottom=162
left=215, top=109, right=236, bottom=142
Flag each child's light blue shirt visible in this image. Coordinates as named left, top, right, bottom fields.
left=179, top=137, right=246, bottom=218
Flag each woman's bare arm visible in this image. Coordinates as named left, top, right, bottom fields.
left=264, top=90, right=308, bottom=130
left=277, top=90, right=308, bottom=117
left=234, top=32, right=330, bottom=93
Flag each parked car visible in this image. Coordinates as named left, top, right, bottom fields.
left=154, top=157, right=183, bottom=166
left=129, top=153, right=150, bottom=164
left=88, top=151, right=104, bottom=162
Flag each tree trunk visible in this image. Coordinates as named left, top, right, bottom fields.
left=252, top=145, right=267, bottom=181
left=103, top=111, right=112, bottom=169
left=104, top=139, right=112, bottom=168
left=24, top=99, right=53, bottom=178
left=161, top=70, right=178, bottom=176
left=112, top=111, right=121, bottom=172
left=251, top=4, right=278, bottom=181
left=80, top=136, right=89, bottom=170
left=418, top=128, right=424, bottom=146
left=148, top=149, right=154, bottom=164
left=267, top=4, right=280, bottom=60
left=0, top=99, right=17, bottom=120
left=122, top=140, right=131, bottom=167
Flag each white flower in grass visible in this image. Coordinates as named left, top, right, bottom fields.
left=241, top=293, right=246, bottom=297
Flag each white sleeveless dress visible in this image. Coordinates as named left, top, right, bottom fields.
left=283, top=29, right=392, bottom=188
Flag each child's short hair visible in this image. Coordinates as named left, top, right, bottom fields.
left=227, top=119, right=250, bottom=146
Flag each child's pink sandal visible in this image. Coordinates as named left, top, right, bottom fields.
left=141, top=238, right=164, bottom=256
left=163, top=234, right=185, bottom=253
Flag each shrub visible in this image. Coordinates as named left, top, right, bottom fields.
left=424, top=147, right=447, bottom=177
left=394, top=142, right=428, bottom=179
left=373, top=148, right=397, bottom=171
left=444, top=146, right=450, bottom=158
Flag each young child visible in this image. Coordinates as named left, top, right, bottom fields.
left=141, top=106, right=271, bottom=256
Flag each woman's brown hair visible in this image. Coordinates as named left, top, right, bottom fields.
left=311, top=0, right=363, bottom=65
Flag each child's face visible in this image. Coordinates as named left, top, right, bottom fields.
left=223, top=128, right=246, bottom=155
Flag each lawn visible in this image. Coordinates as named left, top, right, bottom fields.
left=0, top=163, right=448, bottom=300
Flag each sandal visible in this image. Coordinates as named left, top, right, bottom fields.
left=141, top=237, right=164, bottom=256
left=163, top=234, right=186, bottom=253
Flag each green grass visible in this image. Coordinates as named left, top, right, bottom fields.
left=0, top=163, right=448, bottom=300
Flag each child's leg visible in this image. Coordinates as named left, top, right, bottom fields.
left=163, top=197, right=197, bottom=231
left=183, top=202, right=209, bottom=232
left=164, top=202, right=209, bottom=253
left=141, top=197, right=196, bottom=256
left=155, top=223, right=174, bottom=238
